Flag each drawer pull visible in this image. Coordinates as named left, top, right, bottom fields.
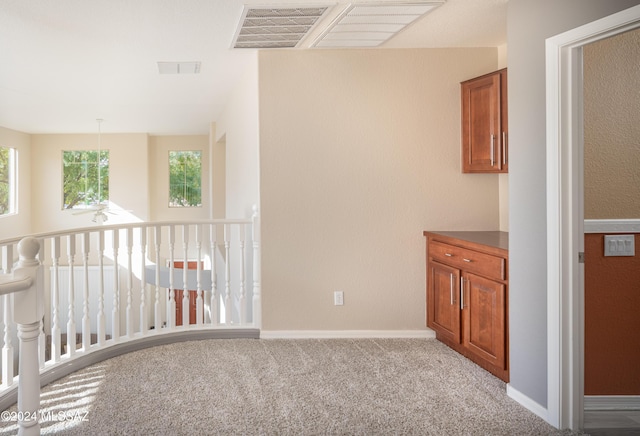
left=463, top=258, right=472, bottom=263
left=445, top=253, right=453, bottom=257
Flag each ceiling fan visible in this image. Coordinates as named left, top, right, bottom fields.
left=71, top=119, right=129, bottom=224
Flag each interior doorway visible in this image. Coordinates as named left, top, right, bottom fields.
left=545, top=4, right=640, bottom=431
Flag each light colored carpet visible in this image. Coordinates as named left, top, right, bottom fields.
left=0, top=338, right=585, bottom=435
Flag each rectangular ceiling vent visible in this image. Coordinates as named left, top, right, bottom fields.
left=312, top=2, right=444, bottom=48
left=232, top=6, right=330, bottom=49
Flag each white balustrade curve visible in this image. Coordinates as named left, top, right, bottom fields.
left=0, top=211, right=261, bottom=435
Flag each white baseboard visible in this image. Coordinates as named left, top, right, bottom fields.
left=259, top=329, right=436, bottom=339
left=584, top=395, right=640, bottom=411
left=506, top=384, right=549, bottom=423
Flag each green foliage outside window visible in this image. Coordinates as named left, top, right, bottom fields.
left=0, top=146, right=14, bottom=216
left=169, top=151, right=201, bottom=207
left=62, top=150, right=109, bottom=209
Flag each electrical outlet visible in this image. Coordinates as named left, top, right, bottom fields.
left=334, top=291, right=344, bottom=306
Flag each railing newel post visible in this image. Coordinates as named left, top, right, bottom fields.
left=11, top=237, right=43, bottom=436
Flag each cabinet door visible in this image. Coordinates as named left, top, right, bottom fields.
left=461, top=70, right=507, bottom=173
left=427, top=261, right=461, bottom=344
left=462, top=272, right=506, bottom=369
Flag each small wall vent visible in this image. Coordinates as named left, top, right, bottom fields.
left=232, top=6, right=330, bottom=49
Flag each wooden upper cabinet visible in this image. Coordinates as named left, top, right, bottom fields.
left=461, top=68, right=508, bottom=173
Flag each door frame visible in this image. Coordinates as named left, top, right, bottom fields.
left=545, top=4, right=640, bottom=430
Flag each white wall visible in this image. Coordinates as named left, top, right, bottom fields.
left=0, top=126, right=31, bottom=240
left=507, top=0, right=640, bottom=409
left=215, top=55, right=260, bottom=220
left=30, top=133, right=149, bottom=233
left=258, top=48, right=501, bottom=332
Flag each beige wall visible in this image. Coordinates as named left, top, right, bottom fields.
left=0, top=126, right=31, bottom=240
left=584, top=28, right=640, bottom=219
left=259, top=48, right=501, bottom=332
left=31, top=133, right=149, bottom=233
left=148, top=135, right=210, bottom=221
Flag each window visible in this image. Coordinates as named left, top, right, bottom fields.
left=169, top=151, right=202, bottom=207
left=0, top=146, right=16, bottom=216
left=62, top=150, right=109, bottom=209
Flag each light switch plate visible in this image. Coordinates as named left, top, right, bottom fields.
left=604, top=235, right=635, bottom=256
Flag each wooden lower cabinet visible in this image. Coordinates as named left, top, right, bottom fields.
left=424, top=231, right=509, bottom=382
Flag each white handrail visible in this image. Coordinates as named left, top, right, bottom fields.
left=0, top=211, right=261, bottom=434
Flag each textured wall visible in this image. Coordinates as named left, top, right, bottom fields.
left=584, top=29, right=640, bottom=219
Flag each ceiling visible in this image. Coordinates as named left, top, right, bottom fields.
left=0, top=0, right=508, bottom=135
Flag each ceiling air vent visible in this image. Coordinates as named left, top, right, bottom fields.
left=232, top=6, right=330, bottom=49
left=312, top=2, right=444, bottom=48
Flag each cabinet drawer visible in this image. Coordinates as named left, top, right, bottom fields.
left=429, top=240, right=505, bottom=281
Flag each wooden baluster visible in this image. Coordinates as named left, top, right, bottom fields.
left=167, top=225, right=176, bottom=329
left=1, top=245, right=14, bottom=387
left=50, top=237, right=61, bottom=362
left=154, top=226, right=162, bottom=331
left=224, top=224, right=231, bottom=324
left=182, top=225, right=190, bottom=327
left=126, top=228, right=134, bottom=337
left=66, top=235, right=76, bottom=356
left=238, top=224, right=246, bottom=325
left=195, top=224, right=203, bottom=325
left=252, top=205, right=262, bottom=329
left=209, top=224, right=218, bottom=325
left=111, top=230, right=120, bottom=343
left=81, top=232, right=91, bottom=351
left=97, top=231, right=106, bottom=346
left=139, top=227, right=148, bottom=335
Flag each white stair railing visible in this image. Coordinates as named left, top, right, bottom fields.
left=0, top=212, right=261, bottom=431
left=0, top=237, right=43, bottom=436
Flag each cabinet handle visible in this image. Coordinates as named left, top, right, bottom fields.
left=502, top=131, right=507, bottom=165
left=463, top=258, right=472, bottom=263
left=460, top=277, right=465, bottom=310
left=490, top=134, right=495, bottom=166
left=450, top=273, right=455, bottom=305
left=444, top=253, right=453, bottom=257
